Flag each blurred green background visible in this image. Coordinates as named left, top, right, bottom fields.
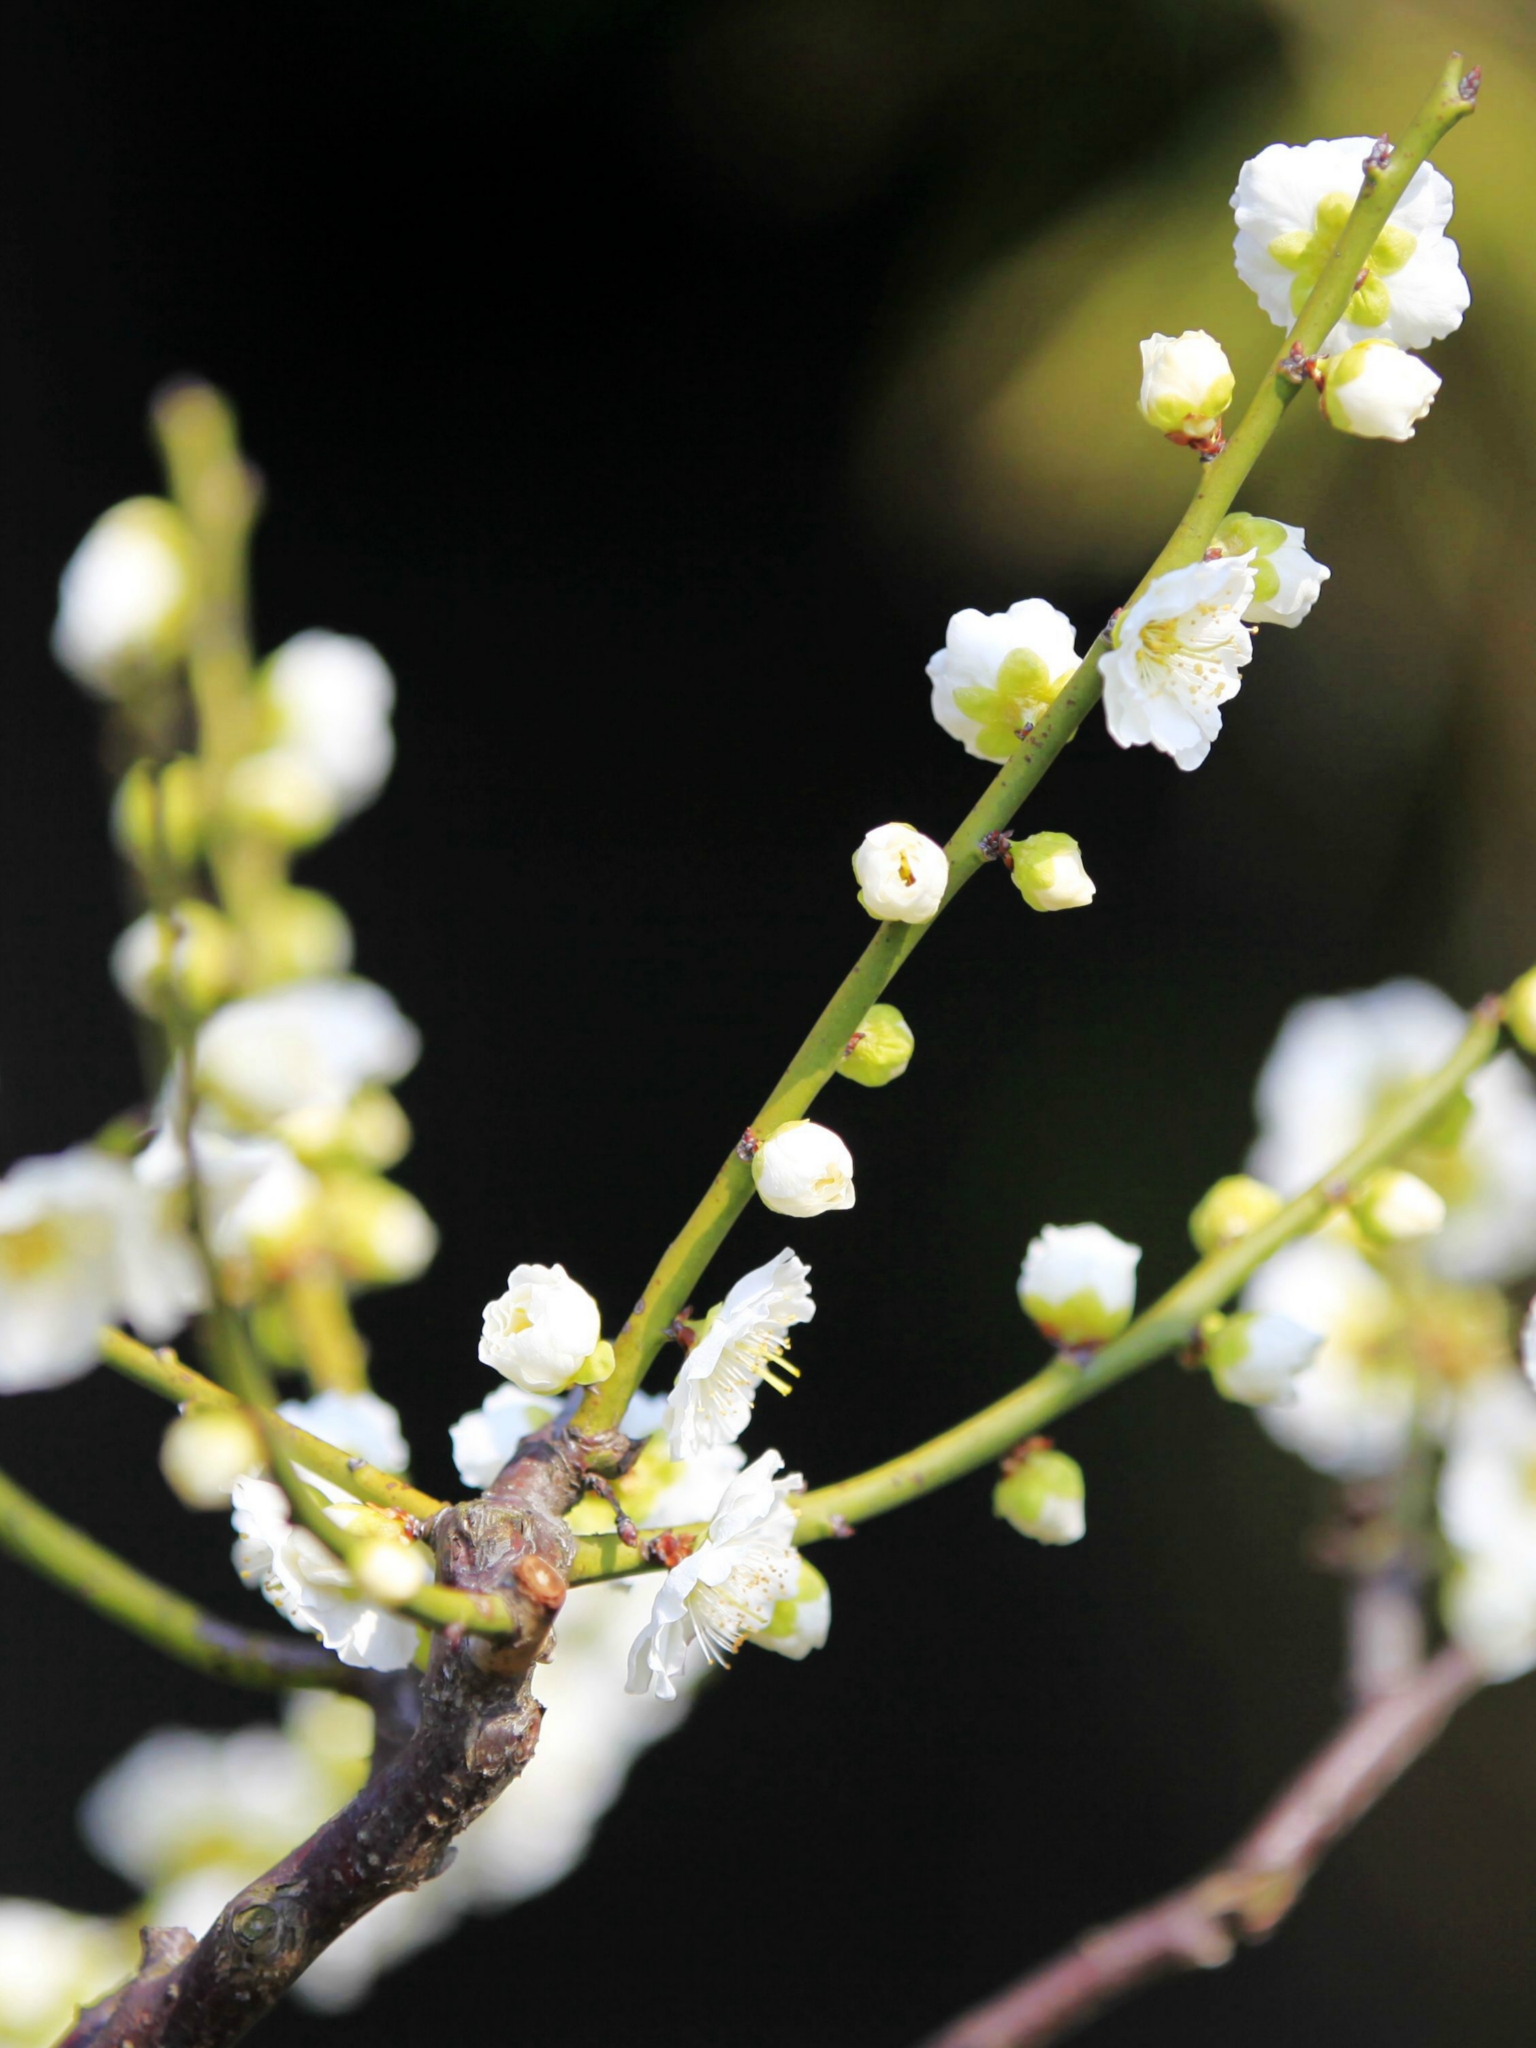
left=2, top=1, right=1534, bottom=2042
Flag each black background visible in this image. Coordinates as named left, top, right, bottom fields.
left=3, top=4, right=1531, bottom=2043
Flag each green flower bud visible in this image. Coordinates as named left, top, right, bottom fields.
left=1188, top=1174, right=1283, bottom=1255
left=1009, top=831, right=1095, bottom=912
left=111, top=901, right=240, bottom=1018
left=1508, top=968, right=1536, bottom=1057
left=322, top=1172, right=438, bottom=1285
left=993, top=1446, right=1085, bottom=1545
left=110, top=756, right=204, bottom=871
left=243, top=887, right=355, bottom=988
left=840, top=1004, right=914, bottom=1088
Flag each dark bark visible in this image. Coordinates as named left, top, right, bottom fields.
left=65, top=1428, right=609, bottom=2048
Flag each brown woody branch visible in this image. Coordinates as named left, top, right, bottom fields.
left=64, top=1424, right=628, bottom=2048
left=921, top=1643, right=1482, bottom=2048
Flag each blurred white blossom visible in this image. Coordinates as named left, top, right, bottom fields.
left=196, top=979, right=421, bottom=1126
left=1248, top=979, right=1536, bottom=1283
left=51, top=498, right=193, bottom=695
left=1205, top=1311, right=1320, bottom=1407
left=0, top=1148, right=202, bottom=1392
left=0, top=1900, right=134, bottom=2048
left=232, top=1476, right=425, bottom=1671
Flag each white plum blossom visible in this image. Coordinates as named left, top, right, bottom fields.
left=1244, top=1237, right=1411, bottom=1476
left=1209, top=514, right=1330, bottom=628
left=1230, top=138, right=1468, bottom=356
left=1443, top=1554, right=1536, bottom=1682
left=1353, top=1168, right=1447, bottom=1244
left=277, top=1389, right=411, bottom=1474
left=852, top=823, right=948, bottom=924
left=479, top=1261, right=604, bottom=1396
left=664, top=1248, right=814, bottom=1459
left=1320, top=341, right=1441, bottom=441
left=231, top=1475, right=425, bottom=1670
left=752, top=1120, right=855, bottom=1219
left=1205, top=1311, right=1321, bottom=1407
left=0, top=1147, right=203, bottom=1392
left=1437, top=1374, right=1536, bottom=1679
left=1100, top=554, right=1255, bottom=772
left=1248, top=979, right=1536, bottom=1284
left=626, top=1449, right=809, bottom=1701
left=1137, top=330, right=1234, bottom=441
left=1018, top=1223, right=1141, bottom=1348
left=1524, top=1297, right=1536, bottom=1390
left=110, top=902, right=238, bottom=1017
left=0, top=1900, right=134, bottom=2048
left=196, top=978, right=421, bottom=1125
left=927, top=598, right=1080, bottom=763
left=136, top=1103, right=320, bottom=1267
left=51, top=498, right=193, bottom=695
left=754, top=1555, right=832, bottom=1660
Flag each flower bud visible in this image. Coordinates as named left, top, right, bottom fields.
left=110, top=757, right=204, bottom=871
left=159, top=1407, right=264, bottom=1509
left=1137, top=330, right=1235, bottom=442
left=1352, top=1168, right=1446, bottom=1244
left=993, top=1446, right=1085, bottom=1545
left=110, top=902, right=240, bottom=1018
left=480, top=1261, right=604, bottom=1396
left=323, top=1171, right=439, bottom=1284
left=754, top=1555, right=831, bottom=1660
left=52, top=497, right=195, bottom=695
left=221, top=749, right=338, bottom=845
left=840, top=1003, right=914, bottom=1088
left=1018, top=1223, right=1140, bottom=1348
left=1009, top=831, right=1095, bottom=912
left=1188, top=1173, right=1283, bottom=1255
left=1211, top=513, right=1329, bottom=629
left=1204, top=1311, right=1320, bottom=1407
left=351, top=1534, right=434, bottom=1607
left=852, top=823, right=948, bottom=924
left=1319, top=341, right=1440, bottom=441
left=279, top=1088, right=412, bottom=1172
left=752, top=1120, right=856, bottom=1218
left=1507, top=968, right=1536, bottom=1058
left=242, top=888, right=355, bottom=988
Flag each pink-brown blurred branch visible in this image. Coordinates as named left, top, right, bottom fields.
left=921, top=1642, right=1481, bottom=2048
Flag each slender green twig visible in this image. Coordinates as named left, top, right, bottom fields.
left=569, top=994, right=1503, bottom=1581
left=97, top=1328, right=445, bottom=1522
left=578, top=55, right=1479, bottom=1437
left=0, top=1461, right=368, bottom=1694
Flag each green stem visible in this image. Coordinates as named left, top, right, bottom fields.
left=0, top=1461, right=367, bottom=1695
left=97, top=1327, right=445, bottom=1523
left=579, top=55, right=1478, bottom=1436
left=569, top=995, right=1503, bottom=1580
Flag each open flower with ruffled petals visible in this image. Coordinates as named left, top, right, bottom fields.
left=231, top=1475, right=426, bottom=1671
left=625, top=1450, right=810, bottom=1700
left=927, top=599, right=1079, bottom=762
left=664, top=1249, right=813, bottom=1459
left=0, top=1148, right=203, bottom=1392
left=1100, top=555, right=1255, bottom=772
left=1231, top=138, right=1468, bottom=356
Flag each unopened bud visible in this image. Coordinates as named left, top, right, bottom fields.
left=160, top=1407, right=264, bottom=1509
left=52, top=497, right=195, bottom=695
left=1188, top=1174, right=1283, bottom=1255
left=221, top=749, right=338, bottom=846
left=352, top=1535, right=433, bottom=1606
left=754, top=1555, right=831, bottom=1660
left=1353, top=1168, right=1446, bottom=1244
left=840, top=1004, right=914, bottom=1088
left=1507, top=968, right=1536, bottom=1057
left=1009, top=831, right=1095, bottom=912
left=111, top=756, right=204, bottom=871
left=279, top=1087, right=411, bottom=1171
left=1204, top=1311, right=1320, bottom=1407
left=1318, top=340, right=1440, bottom=442
left=753, top=1120, right=856, bottom=1218
left=243, top=887, right=355, bottom=987
left=1018, top=1223, right=1139, bottom=1348
left=993, top=1446, right=1085, bottom=1545
left=111, top=901, right=240, bottom=1017
left=853, top=823, right=948, bottom=924
left=323, top=1171, right=439, bottom=1284
left=1138, top=330, right=1234, bottom=442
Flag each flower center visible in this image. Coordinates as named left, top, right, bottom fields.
left=0, top=1219, right=65, bottom=1279
left=950, top=647, right=1062, bottom=762
left=1268, top=191, right=1417, bottom=329
left=1135, top=607, right=1239, bottom=700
